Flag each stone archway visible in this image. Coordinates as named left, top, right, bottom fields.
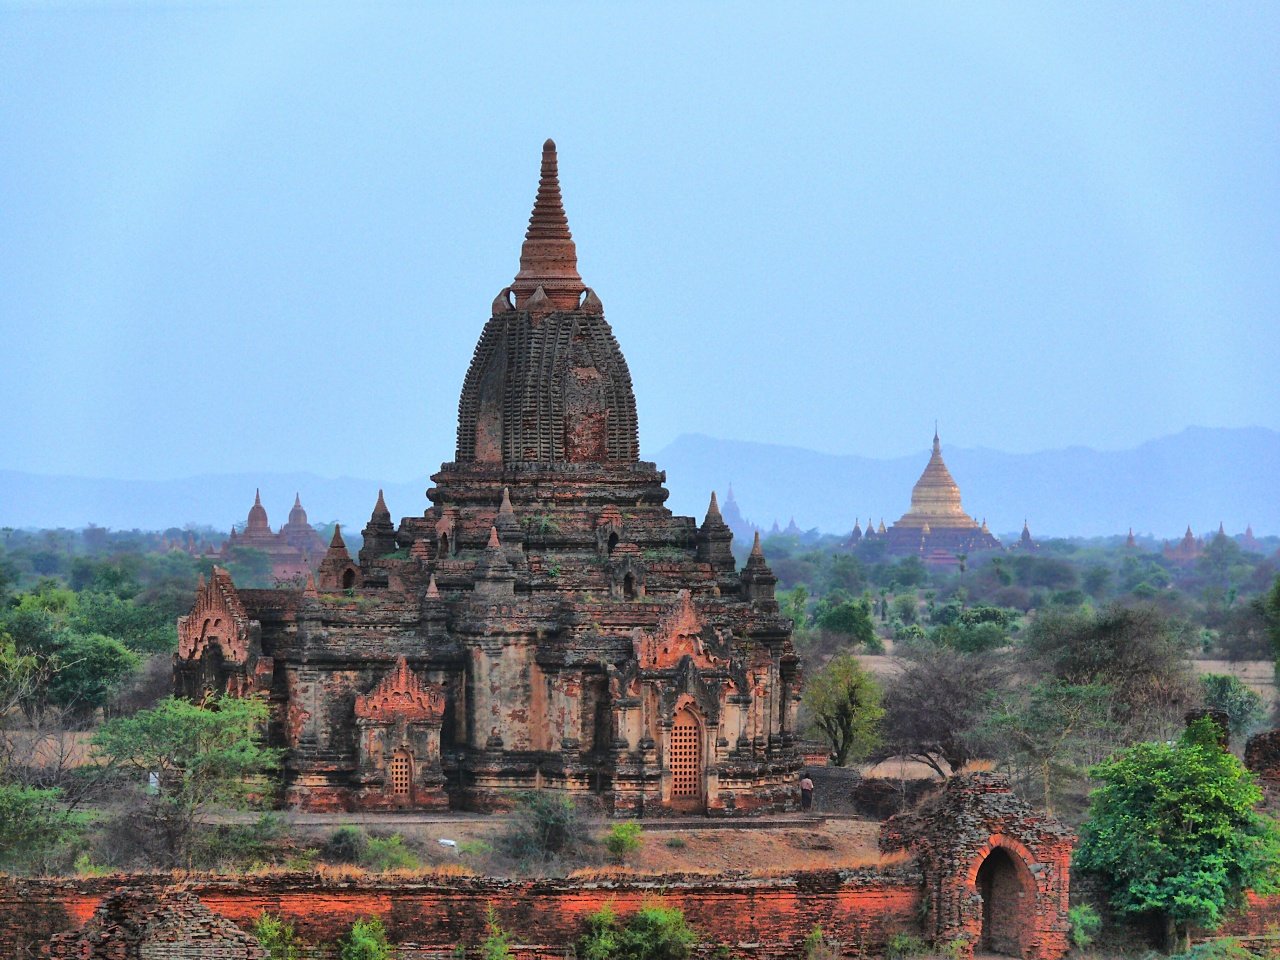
left=973, top=844, right=1037, bottom=956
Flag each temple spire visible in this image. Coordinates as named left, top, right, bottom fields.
left=511, top=139, right=584, bottom=310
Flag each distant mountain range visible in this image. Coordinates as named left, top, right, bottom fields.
left=0, top=426, right=1274, bottom=540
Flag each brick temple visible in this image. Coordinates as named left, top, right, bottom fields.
left=219, top=490, right=327, bottom=581
left=175, top=140, right=804, bottom=815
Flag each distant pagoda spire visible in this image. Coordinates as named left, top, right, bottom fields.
left=511, top=139, right=584, bottom=310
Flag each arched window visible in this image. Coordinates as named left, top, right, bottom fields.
left=623, top=573, right=636, bottom=599
left=607, top=532, right=619, bottom=554
left=341, top=568, right=356, bottom=589
left=390, top=750, right=413, bottom=798
left=669, top=708, right=703, bottom=810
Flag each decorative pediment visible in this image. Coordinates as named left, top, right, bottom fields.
left=637, top=590, right=719, bottom=670
left=355, top=656, right=446, bottom=725
left=177, top=567, right=256, bottom=664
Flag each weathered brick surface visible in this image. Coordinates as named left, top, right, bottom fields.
left=881, top=773, right=1075, bottom=960
left=44, top=888, right=266, bottom=959
left=2, top=870, right=921, bottom=958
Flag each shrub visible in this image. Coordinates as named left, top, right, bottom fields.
left=604, top=822, right=643, bottom=863
left=326, top=825, right=370, bottom=863
left=498, top=791, right=590, bottom=863
left=802, top=925, right=840, bottom=960
left=458, top=839, right=494, bottom=859
left=664, top=837, right=686, bottom=849
left=579, top=900, right=697, bottom=960
left=885, top=933, right=929, bottom=960
left=1166, top=939, right=1258, bottom=960
left=362, top=834, right=419, bottom=872
left=254, top=912, right=302, bottom=960
left=0, top=784, right=87, bottom=874
left=481, top=906, right=514, bottom=960
left=1068, top=903, right=1101, bottom=948
left=340, top=917, right=392, bottom=960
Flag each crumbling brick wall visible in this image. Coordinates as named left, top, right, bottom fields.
left=2, top=869, right=921, bottom=958
left=881, top=772, right=1075, bottom=960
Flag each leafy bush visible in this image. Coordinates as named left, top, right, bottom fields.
left=326, top=825, right=370, bottom=863
left=254, top=912, right=302, bottom=960
left=1068, top=903, right=1101, bottom=948
left=1200, top=673, right=1266, bottom=738
left=580, top=901, right=698, bottom=960
left=884, top=932, right=929, bottom=959
left=340, top=917, right=392, bottom=960
left=363, top=834, right=419, bottom=872
left=802, top=925, right=840, bottom=960
left=604, top=822, right=643, bottom=863
left=1165, top=939, right=1258, bottom=960
left=0, top=784, right=86, bottom=873
left=498, top=792, right=590, bottom=863
left=664, top=837, right=686, bottom=849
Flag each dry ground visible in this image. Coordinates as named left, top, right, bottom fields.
left=287, top=815, right=886, bottom=875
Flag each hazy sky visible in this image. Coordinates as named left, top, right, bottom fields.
left=2, top=2, right=1277, bottom=483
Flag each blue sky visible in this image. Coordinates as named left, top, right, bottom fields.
left=1, top=2, right=1277, bottom=482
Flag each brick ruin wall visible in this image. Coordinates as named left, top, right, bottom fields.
left=0, top=869, right=922, bottom=959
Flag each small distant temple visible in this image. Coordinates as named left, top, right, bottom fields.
left=220, top=490, right=328, bottom=581
left=881, top=431, right=1001, bottom=564
left=1162, top=525, right=1204, bottom=565
left=1240, top=524, right=1262, bottom=553
left=1008, top=519, right=1039, bottom=552
left=719, top=484, right=760, bottom=544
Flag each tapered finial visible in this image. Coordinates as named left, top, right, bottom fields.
left=512, top=139, right=584, bottom=310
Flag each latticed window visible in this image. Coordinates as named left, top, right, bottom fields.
left=670, top=712, right=701, bottom=798
left=390, top=752, right=412, bottom=796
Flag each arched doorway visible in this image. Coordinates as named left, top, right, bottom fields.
left=669, top=708, right=703, bottom=812
left=975, top=846, right=1033, bottom=956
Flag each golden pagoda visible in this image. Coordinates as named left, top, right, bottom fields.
left=882, top=429, right=1001, bottom=561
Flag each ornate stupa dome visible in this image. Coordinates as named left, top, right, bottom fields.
left=287, top=493, right=308, bottom=528
left=882, top=429, right=1001, bottom=560
left=898, top=430, right=972, bottom=530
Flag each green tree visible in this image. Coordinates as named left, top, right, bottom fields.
left=802, top=653, right=883, bottom=766
left=1023, top=604, right=1197, bottom=741
left=0, top=783, right=87, bottom=873
left=1259, top=575, right=1280, bottom=667
left=1200, top=674, right=1266, bottom=739
left=1075, top=718, right=1280, bottom=950
left=780, top=585, right=811, bottom=637
left=815, top=598, right=875, bottom=647
left=880, top=649, right=1011, bottom=777
left=91, top=696, right=280, bottom=866
left=983, top=681, right=1113, bottom=815
left=46, top=632, right=138, bottom=713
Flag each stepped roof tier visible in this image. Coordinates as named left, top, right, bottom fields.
left=882, top=431, right=1000, bottom=561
